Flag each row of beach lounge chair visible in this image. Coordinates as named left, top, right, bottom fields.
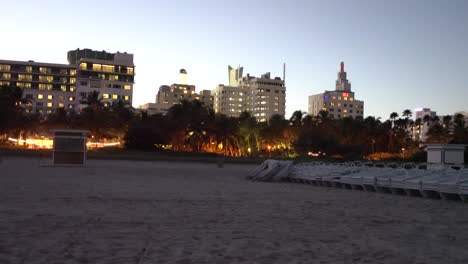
left=248, top=160, right=468, bottom=202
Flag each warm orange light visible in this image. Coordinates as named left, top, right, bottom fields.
left=8, top=137, right=121, bottom=149
left=8, top=137, right=53, bottom=149
left=342, top=92, right=349, bottom=97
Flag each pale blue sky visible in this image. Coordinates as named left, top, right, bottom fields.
left=2, top=0, right=467, bottom=119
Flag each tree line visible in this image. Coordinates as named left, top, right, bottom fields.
left=1, top=85, right=467, bottom=159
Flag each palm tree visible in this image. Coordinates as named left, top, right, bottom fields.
left=452, top=113, right=468, bottom=144
left=80, top=91, right=104, bottom=111
left=238, top=111, right=261, bottom=156
left=110, top=100, right=134, bottom=140
left=402, top=109, right=412, bottom=119
left=211, top=114, right=239, bottom=156
left=289, top=110, right=304, bottom=127
left=422, top=115, right=431, bottom=125
left=442, top=115, right=452, bottom=129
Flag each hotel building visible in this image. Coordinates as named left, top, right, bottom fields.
left=308, top=62, right=364, bottom=119
left=0, top=48, right=135, bottom=114
left=139, top=69, right=213, bottom=115
left=412, top=108, right=437, bottom=142
left=212, top=65, right=286, bottom=122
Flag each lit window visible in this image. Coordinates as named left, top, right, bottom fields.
left=68, top=96, right=74, bottom=101
left=37, top=94, right=43, bottom=99
left=47, top=95, right=53, bottom=100
left=70, top=86, right=75, bottom=92
left=127, top=67, right=134, bottom=74
left=102, top=94, right=109, bottom=99
left=331, top=102, right=335, bottom=106
left=70, top=69, right=76, bottom=76
left=25, top=66, right=32, bottom=73
left=112, top=94, right=118, bottom=99
left=124, top=95, right=129, bottom=101
left=350, top=98, right=354, bottom=101
left=47, top=102, right=52, bottom=107
left=18, top=74, right=32, bottom=81
left=39, top=67, right=50, bottom=74
left=2, top=73, right=11, bottom=79
left=344, top=97, right=348, bottom=101
left=92, top=64, right=102, bottom=71
left=70, top=78, right=76, bottom=84
left=109, top=75, right=118, bottom=81
left=338, top=97, right=342, bottom=100
left=343, top=109, right=348, bottom=113
left=103, top=65, right=114, bottom=72
left=38, top=84, right=46, bottom=90
left=47, top=84, right=53, bottom=90
left=338, top=103, right=342, bottom=107
left=60, top=85, right=67, bottom=91
left=58, top=103, right=64, bottom=108
left=0, top=65, right=11, bottom=71
left=80, top=63, right=87, bottom=70
left=124, top=85, right=131, bottom=90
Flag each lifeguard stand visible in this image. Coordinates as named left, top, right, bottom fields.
left=52, top=130, right=89, bottom=165
left=426, top=144, right=466, bottom=165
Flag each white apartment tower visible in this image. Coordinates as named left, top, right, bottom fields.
left=412, top=108, right=437, bottom=142
left=139, top=69, right=213, bottom=115
left=213, top=65, right=286, bottom=122
left=308, top=62, right=364, bottom=119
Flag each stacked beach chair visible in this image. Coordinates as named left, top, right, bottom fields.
left=249, top=160, right=468, bottom=202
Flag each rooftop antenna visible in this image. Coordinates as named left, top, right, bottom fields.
left=283, top=63, right=286, bottom=83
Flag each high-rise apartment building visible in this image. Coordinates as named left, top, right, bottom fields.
left=308, top=62, right=364, bottom=119
left=69, top=49, right=135, bottom=108
left=0, top=48, right=135, bottom=114
left=139, top=69, right=213, bottom=115
left=212, top=65, right=286, bottom=122
left=412, top=108, right=437, bottom=142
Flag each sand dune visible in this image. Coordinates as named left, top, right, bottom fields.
left=1, top=157, right=468, bottom=263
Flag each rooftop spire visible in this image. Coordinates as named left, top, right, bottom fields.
left=340, top=61, right=344, bottom=73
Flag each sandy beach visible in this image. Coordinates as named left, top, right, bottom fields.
left=1, top=157, right=468, bottom=263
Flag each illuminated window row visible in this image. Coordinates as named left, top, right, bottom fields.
left=0, top=64, right=11, bottom=71
left=36, top=94, right=75, bottom=101
left=102, top=94, right=130, bottom=101
left=80, top=63, right=134, bottom=74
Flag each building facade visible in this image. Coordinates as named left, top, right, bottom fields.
left=139, top=69, right=213, bottom=115
left=0, top=48, right=135, bottom=114
left=212, top=65, right=286, bottom=122
left=411, top=108, right=437, bottom=142
left=308, top=62, right=364, bottom=119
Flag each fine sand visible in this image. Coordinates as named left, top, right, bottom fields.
left=1, top=157, right=468, bottom=264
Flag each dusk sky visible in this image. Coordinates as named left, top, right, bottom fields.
left=2, top=0, right=467, bottom=119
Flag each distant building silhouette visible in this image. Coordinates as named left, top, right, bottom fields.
left=308, top=62, right=364, bottom=119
